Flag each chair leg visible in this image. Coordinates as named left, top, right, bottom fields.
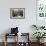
left=4, top=41, right=7, bottom=46
left=4, top=33, right=7, bottom=46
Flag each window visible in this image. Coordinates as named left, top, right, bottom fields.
left=37, top=0, right=46, bottom=18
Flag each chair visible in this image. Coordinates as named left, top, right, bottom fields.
left=4, top=33, right=18, bottom=46
left=4, top=27, right=19, bottom=46
left=18, top=33, right=30, bottom=46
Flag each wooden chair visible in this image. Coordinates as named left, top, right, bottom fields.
left=18, top=33, right=30, bottom=46
left=4, top=33, right=18, bottom=46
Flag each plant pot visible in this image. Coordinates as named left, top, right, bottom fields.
left=40, top=38, right=45, bottom=43
left=37, top=39, right=45, bottom=44
left=37, top=39, right=40, bottom=43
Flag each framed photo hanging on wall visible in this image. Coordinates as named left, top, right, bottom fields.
left=10, top=8, right=25, bottom=19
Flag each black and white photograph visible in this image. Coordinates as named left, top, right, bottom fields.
left=10, top=8, right=25, bottom=19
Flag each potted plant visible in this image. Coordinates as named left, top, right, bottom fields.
left=32, top=25, right=39, bottom=30
left=33, top=32, right=46, bottom=43
left=32, top=24, right=45, bottom=30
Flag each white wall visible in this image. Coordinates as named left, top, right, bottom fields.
left=0, top=0, right=36, bottom=42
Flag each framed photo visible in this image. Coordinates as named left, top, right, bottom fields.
left=10, top=8, right=25, bottom=19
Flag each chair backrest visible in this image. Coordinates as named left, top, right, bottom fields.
left=11, top=27, right=18, bottom=34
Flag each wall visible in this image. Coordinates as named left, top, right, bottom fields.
left=0, top=0, right=36, bottom=42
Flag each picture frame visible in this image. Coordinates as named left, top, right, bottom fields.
left=10, top=8, right=25, bottom=19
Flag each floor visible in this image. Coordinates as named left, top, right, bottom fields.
left=0, top=42, right=46, bottom=46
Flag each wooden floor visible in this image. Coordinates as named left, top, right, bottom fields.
left=0, top=42, right=46, bottom=46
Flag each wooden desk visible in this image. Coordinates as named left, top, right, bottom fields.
left=4, top=33, right=18, bottom=46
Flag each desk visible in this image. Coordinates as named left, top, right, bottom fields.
left=4, top=33, right=18, bottom=46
